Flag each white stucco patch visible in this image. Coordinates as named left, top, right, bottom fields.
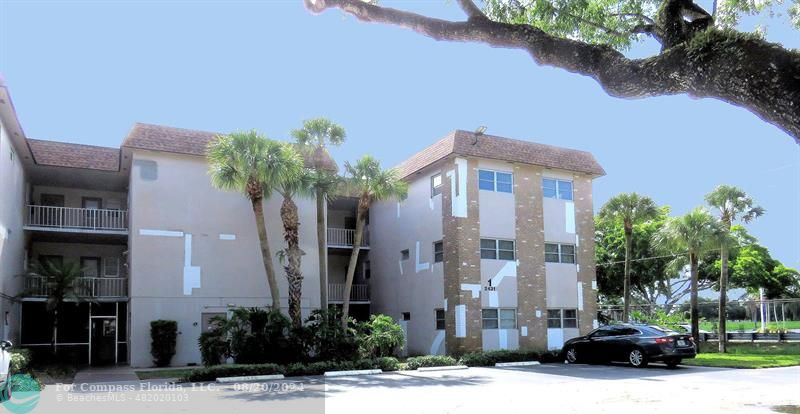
left=218, top=234, right=236, bottom=240
left=415, top=241, right=430, bottom=273
left=591, top=280, right=597, bottom=290
left=593, top=319, right=599, bottom=329
left=183, top=234, right=201, bottom=295
left=446, top=157, right=468, bottom=218
left=577, top=282, right=584, bottom=311
left=430, top=330, right=445, bottom=355
left=460, top=283, right=481, bottom=298
left=139, top=229, right=183, bottom=237
left=428, top=197, right=434, bottom=210
left=488, top=291, right=498, bottom=308
left=565, top=201, right=576, bottom=234
left=499, top=329, right=509, bottom=350
left=396, top=201, right=401, bottom=219
left=455, top=305, right=466, bottom=337
left=443, top=298, right=448, bottom=310
left=535, top=310, right=542, bottom=318
left=547, top=328, right=564, bottom=351
left=398, top=260, right=404, bottom=276
left=520, top=326, right=528, bottom=336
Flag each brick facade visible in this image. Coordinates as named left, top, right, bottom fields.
left=574, top=175, right=598, bottom=334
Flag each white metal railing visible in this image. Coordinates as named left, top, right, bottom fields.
left=26, top=205, right=128, bottom=232
left=23, top=276, right=128, bottom=298
left=327, top=227, right=369, bottom=248
left=328, top=283, right=370, bottom=302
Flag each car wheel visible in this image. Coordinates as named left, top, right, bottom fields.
left=665, top=359, right=682, bottom=368
left=628, top=348, right=648, bottom=368
left=565, top=346, right=579, bottom=364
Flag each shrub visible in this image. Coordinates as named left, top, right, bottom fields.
left=374, top=356, right=399, bottom=372
left=223, top=308, right=304, bottom=365
left=150, top=320, right=178, bottom=367
left=184, top=363, right=284, bottom=383
left=303, top=309, right=361, bottom=361
left=360, top=315, right=405, bottom=357
left=10, top=348, right=31, bottom=372
left=458, top=350, right=540, bottom=367
left=405, top=355, right=457, bottom=370
left=199, top=330, right=228, bottom=366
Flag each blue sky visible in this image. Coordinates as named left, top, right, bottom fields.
left=1, top=1, right=798, bottom=269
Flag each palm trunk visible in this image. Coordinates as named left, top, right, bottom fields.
left=51, top=308, right=58, bottom=356
left=317, top=188, right=329, bottom=311
left=341, top=200, right=367, bottom=328
left=623, top=228, right=633, bottom=323
left=252, top=197, right=281, bottom=309
left=280, top=195, right=304, bottom=328
left=690, top=252, right=700, bottom=353
left=718, top=244, right=729, bottom=353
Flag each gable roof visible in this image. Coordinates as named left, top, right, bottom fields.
left=27, top=139, right=120, bottom=171
left=395, top=130, right=605, bottom=178
left=122, top=123, right=337, bottom=170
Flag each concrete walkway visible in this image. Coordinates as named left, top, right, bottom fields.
left=72, top=365, right=139, bottom=384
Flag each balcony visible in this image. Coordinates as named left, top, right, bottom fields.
left=328, top=283, right=370, bottom=303
left=23, top=276, right=128, bottom=299
left=327, top=227, right=369, bottom=249
left=24, top=205, right=128, bottom=235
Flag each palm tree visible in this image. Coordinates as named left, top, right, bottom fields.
left=291, top=118, right=345, bottom=310
left=705, top=185, right=764, bottom=352
left=208, top=131, right=302, bottom=309
left=276, top=160, right=315, bottom=328
left=654, top=208, right=726, bottom=347
left=598, top=193, right=659, bottom=322
left=26, top=260, right=87, bottom=355
left=340, top=155, right=408, bottom=327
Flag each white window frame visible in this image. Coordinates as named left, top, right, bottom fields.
left=547, top=309, right=578, bottom=329
left=480, top=238, right=516, bottom=261
left=435, top=308, right=445, bottom=330
left=482, top=308, right=517, bottom=329
left=542, top=178, right=573, bottom=200
left=431, top=173, right=443, bottom=197
left=478, top=169, right=513, bottom=193
left=545, top=243, right=576, bottom=264
left=104, top=257, right=120, bottom=277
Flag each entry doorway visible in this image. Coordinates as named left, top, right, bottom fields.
left=91, top=317, right=117, bottom=366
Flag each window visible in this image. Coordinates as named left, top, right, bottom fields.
left=545, top=243, right=576, bottom=264
left=542, top=178, right=573, bottom=200
left=547, top=310, right=562, bottom=328
left=431, top=173, right=442, bottom=197
left=478, top=170, right=513, bottom=193
left=104, top=257, right=120, bottom=277
left=435, top=309, right=445, bottom=330
left=81, top=257, right=101, bottom=278
left=433, top=241, right=443, bottom=263
left=402, top=312, right=411, bottom=321
left=400, top=249, right=410, bottom=260
left=482, top=308, right=517, bottom=329
left=548, top=309, right=579, bottom=329
left=563, top=309, right=578, bottom=328
left=480, top=239, right=515, bottom=261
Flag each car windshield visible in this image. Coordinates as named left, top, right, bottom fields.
left=648, top=325, right=679, bottom=335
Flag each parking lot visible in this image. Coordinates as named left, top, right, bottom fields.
left=31, top=363, right=800, bottom=414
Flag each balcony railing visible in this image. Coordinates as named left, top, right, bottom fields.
left=23, top=276, right=128, bottom=298
left=327, top=227, right=369, bottom=248
left=328, top=283, right=370, bottom=303
left=25, top=205, right=128, bottom=232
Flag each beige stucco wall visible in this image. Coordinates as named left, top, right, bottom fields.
left=369, top=164, right=445, bottom=356
left=127, top=150, right=321, bottom=367
left=0, top=122, right=27, bottom=342
left=477, top=159, right=516, bottom=240
left=31, top=185, right=127, bottom=209
left=545, top=263, right=579, bottom=308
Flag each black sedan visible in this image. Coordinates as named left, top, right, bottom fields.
left=561, top=324, right=696, bottom=368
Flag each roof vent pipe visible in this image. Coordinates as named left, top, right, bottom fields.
left=473, top=126, right=486, bottom=145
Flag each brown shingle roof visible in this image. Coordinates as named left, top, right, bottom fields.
left=395, top=130, right=605, bottom=178
left=122, top=123, right=337, bottom=170
left=27, top=139, right=120, bottom=171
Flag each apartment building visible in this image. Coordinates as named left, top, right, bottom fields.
left=0, top=79, right=603, bottom=366
left=368, top=131, right=605, bottom=355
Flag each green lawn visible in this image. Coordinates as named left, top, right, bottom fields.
left=136, top=368, right=199, bottom=380
left=683, top=342, right=800, bottom=369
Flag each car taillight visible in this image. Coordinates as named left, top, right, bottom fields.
left=688, top=337, right=695, bottom=343
left=655, top=337, right=672, bottom=344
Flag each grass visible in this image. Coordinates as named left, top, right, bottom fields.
left=135, top=368, right=199, bottom=380
left=682, top=342, right=800, bottom=369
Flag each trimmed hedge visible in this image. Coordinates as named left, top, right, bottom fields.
left=405, top=355, right=458, bottom=370
left=458, top=350, right=540, bottom=367
left=182, top=357, right=400, bottom=382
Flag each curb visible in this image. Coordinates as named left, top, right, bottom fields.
left=216, top=374, right=285, bottom=383
left=417, top=365, right=469, bottom=372
left=323, top=369, right=383, bottom=377
left=495, top=361, right=541, bottom=367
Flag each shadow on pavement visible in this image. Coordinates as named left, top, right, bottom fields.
left=499, top=362, right=729, bottom=380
